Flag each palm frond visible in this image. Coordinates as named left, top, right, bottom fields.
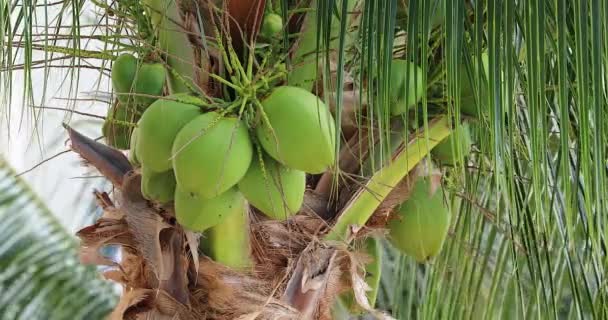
left=372, top=1, right=608, bottom=318
left=0, top=156, right=116, bottom=319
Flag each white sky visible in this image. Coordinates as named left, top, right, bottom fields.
left=1, top=7, right=115, bottom=232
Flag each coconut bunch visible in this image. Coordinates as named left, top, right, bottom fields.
left=73, top=0, right=488, bottom=318
left=67, top=124, right=381, bottom=319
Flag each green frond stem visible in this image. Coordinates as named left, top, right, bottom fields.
left=326, top=115, right=451, bottom=242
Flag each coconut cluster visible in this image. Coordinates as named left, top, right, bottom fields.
left=120, top=81, right=336, bottom=232
left=105, top=52, right=474, bottom=263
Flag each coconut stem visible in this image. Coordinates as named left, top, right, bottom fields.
left=208, top=205, right=252, bottom=269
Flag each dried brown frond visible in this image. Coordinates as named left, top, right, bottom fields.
left=249, top=210, right=328, bottom=284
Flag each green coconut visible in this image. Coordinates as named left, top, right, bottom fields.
left=132, top=62, right=167, bottom=107
left=136, top=96, right=200, bottom=172
left=260, top=13, right=283, bottom=38
left=172, top=112, right=253, bottom=198
left=238, top=154, right=305, bottom=220
left=141, top=166, right=176, bottom=203
left=174, top=187, right=245, bottom=232
left=432, top=122, right=472, bottom=165
left=388, top=176, right=450, bottom=262
left=460, top=51, right=489, bottom=116
left=256, top=86, right=336, bottom=174
left=128, top=127, right=140, bottom=165
left=389, top=59, right=425, bottom=115
left=102, top=103, right=138, bottom=150
left=111, top=53, right=138, bottom=103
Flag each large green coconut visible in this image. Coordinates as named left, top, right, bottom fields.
left=389, top=60, right=425, bottom=115
left=172, top=112, right=253, bottom=198
left=132, top=63, right=167, bottom=107
left=102, top=102, right=139, bottom=150
left=141, top=166, right=176, bottom=203
left=136, top=96, right=200, bottom=172
left=388, top=176, right=450, bottom=262
left=237, top=154, right=305, bottom=220
left=174, top=187, right=245, bottom=232
left=111, top=53, right=138, bottom=103
left=256, top=86, right=336, bottom=174
left=432, top=122, right=472, bottom=165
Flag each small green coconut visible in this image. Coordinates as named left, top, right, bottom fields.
left=432, top=122, right=472, bottom=165
left=174, top=187, right=245, bottom=232
left=460, top=51, right=489, bottom=116
left=260, top=13, right=283, bottom=38
left=256, top=86, right=336, bottom=174
left=388, top=175, right=450, bottom=262
left=172, top=112, right=253, bottom=198
left=132, top=62, right=167, bottom=107
left=102, top=102, right=138, bottom=150
left=128, top=127, right=140, bottom=165
left=141, top=166, right=176, bottom=203
left=111, top=53, right=138, bottom=103
left=238, top=154, right=305, bottom=220
left=136, top=96, right=201, bottom=172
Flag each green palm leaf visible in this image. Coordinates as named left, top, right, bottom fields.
left=0, top=156, right=116, bottom=320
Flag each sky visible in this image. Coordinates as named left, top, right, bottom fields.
left=1, top=19, right=115, bottom=233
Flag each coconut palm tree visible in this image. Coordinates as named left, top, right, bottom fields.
left=1, top=0, right=607, bottom=319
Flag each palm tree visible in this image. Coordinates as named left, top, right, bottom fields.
left=1, top=0, right=607, bottom=319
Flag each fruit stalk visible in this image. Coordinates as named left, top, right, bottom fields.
left=208, top=207, right=251, bottom=269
